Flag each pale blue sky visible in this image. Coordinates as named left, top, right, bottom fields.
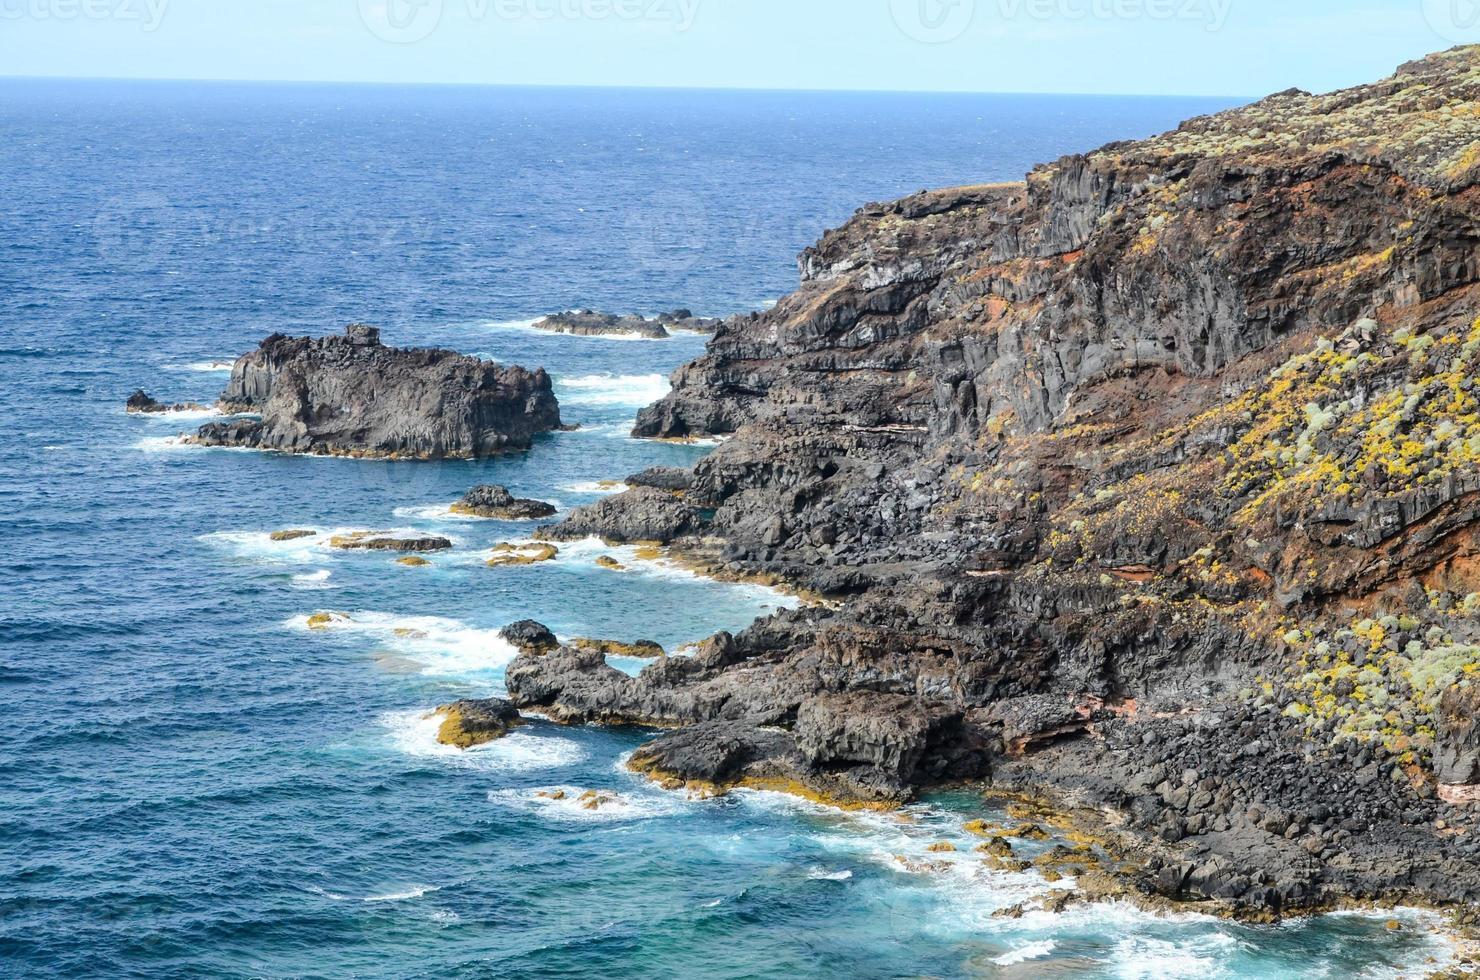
left=0, top=0, right=1473, bottom=96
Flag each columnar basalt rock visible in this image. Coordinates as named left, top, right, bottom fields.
left=194, top=325, right=561, bottom=458
left=516, top=49, right=1480, bottom=915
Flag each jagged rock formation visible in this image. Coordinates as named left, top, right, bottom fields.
left=194, top=325, right=561, bottom=458
left=125, top=389, right=208, bottom=414
left=533, top=309, right=720, bottom=339
left=514, top=49, right=1480, bottom=915
left=501, top=620, right=560, bottom=655
left=452, top=485, right=557, bottom=520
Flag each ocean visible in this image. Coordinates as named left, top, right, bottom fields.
left=0, top=79, right=1454, bottom=977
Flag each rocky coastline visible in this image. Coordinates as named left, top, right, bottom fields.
left=191, top=324, right=562, bottom=458
left=501, top=49, right=1480, bottom=924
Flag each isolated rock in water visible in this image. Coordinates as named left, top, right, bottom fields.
left=532, top=309, right=719, bottom=339
left=125, top=389, right=209, bottom=414
left=501, top=620, right=560, bottom=655
left=433, top=698, right=524, bottom=749
left=534, top=310, right=669, bottom=339
left=486, top=542, right=559, bottom=567
left=193, top=325, right=561, bottom=458
left=538, top=486, right=700, bottom=544
left=452, top=485, right=557, bottom=520
left=269, top=529, right=317, bottom=542
left=328, top=531, right=452, bottom=553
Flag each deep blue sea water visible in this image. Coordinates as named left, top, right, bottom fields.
left=0, top=79, right=1456, bottom=977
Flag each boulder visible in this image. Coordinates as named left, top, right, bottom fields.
left=501, top=620, right=560, bottom=655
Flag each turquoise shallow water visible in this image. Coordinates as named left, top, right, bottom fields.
left=0, top=79, right=1455, bottom=977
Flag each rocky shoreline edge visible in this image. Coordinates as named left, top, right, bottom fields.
left=469, top=49, right=1480, bottom=940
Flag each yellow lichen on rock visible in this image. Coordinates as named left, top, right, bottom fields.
left=486, top=543, right=559, bottom=567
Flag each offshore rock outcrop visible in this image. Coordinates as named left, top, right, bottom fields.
left=194, top=325, right=561, bottom=458
left=514, top=49, right=1480, bottom=916
left=125, top=389, right=209, bottom=414
left=453, top=485, right=557, bottom=520
left=432, top=698, right=523, bottom=749
left=533, top=309, right=720, bottom=339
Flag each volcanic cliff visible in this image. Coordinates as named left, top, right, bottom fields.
left=511, top=49, right=1480, bottom=915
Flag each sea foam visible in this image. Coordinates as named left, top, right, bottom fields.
left=556, top=373, right=671, bottom=407
left=293, top=612, right=520, bottom=678
left=381, top=710, right=586, bottom=771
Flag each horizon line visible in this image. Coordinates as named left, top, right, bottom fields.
left=0, top=72, right=1254, bottom=102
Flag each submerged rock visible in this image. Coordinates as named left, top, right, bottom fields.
left=452, top=485, right=557, bottom=520
left=432, top=699, right=523, bottom=749
left=194, top=325, right=561, bottom=458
